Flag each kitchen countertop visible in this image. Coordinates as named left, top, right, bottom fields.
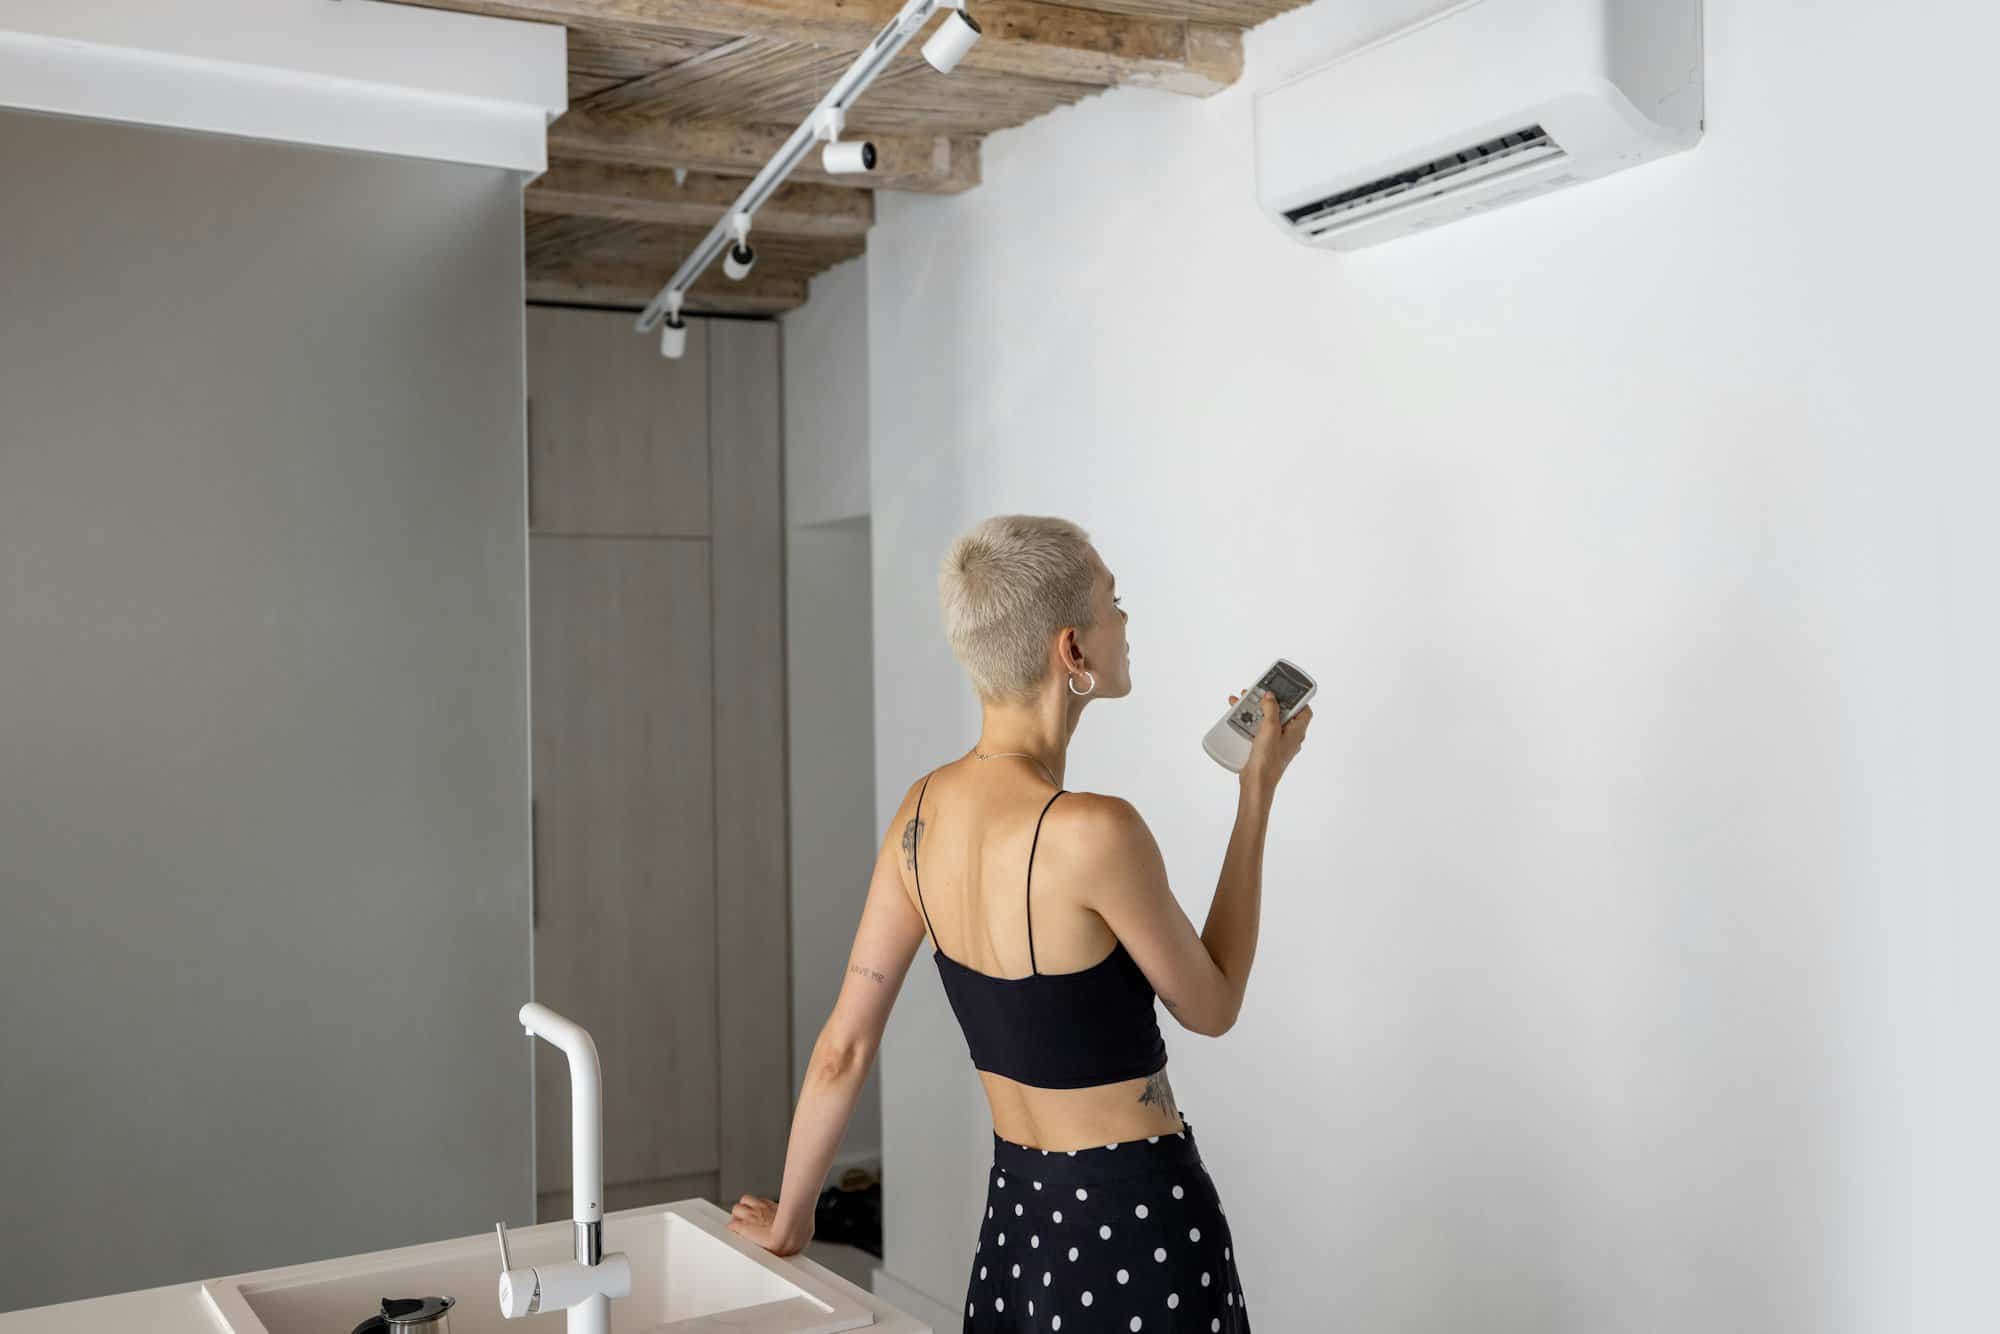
left=0, top=1210, right=931, bottom=1334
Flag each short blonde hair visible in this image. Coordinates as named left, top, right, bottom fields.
left=939, top=515, right=1099, bottom=705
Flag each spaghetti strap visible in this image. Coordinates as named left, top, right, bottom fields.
left=913, top=771, right=941, bottom=956
left=1025, top=789, right=1065, bottom=977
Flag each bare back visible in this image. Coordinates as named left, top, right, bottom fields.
left=896, top=755, right=1185, bottom=1150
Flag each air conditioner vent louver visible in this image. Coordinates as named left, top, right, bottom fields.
left=1284, top=125, right=1565, bottom=236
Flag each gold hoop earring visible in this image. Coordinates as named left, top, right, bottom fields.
left=1068, top=670, right=1096, bottom=697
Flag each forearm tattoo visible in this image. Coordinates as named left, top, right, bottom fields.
left=849, top=963, right=887, bottom=984
left=1137, top=1069, right=1178, bottom=1120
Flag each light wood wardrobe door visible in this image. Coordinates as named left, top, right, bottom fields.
left=525, top=307, right=789, bottom=1220
left=527, top=305, right=709, bottom=536
left=530, top=538, right=719, bottom=1217
left=706, top=320, right=791, bottom=1207
left=527, top=305, right=719, bottom=1218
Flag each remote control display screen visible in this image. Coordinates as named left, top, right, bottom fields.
left=1256, top=662, right=1312, bottom=714
left=1230, top=662, right=1312, bottom=738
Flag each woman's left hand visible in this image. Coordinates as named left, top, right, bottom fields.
left=728, top=1194, right=812, bottom=1257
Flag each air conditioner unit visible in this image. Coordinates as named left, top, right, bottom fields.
left=1253, top=0, right=1703, bottom=250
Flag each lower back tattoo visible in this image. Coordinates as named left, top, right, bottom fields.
left=1137, top=1069, right=1178, bottom=1120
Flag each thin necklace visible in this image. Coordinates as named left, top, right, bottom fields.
left=973, top=749, right=1060, bottom=790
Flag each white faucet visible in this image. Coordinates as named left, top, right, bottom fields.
left=495, top=1003, right=632, bottom=1334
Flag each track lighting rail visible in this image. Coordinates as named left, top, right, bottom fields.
left=634, top=0, right=982, bottom=356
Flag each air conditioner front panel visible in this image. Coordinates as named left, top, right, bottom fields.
left=1254, top=0, right=1612, bottom=215
left=1252, top=0, right=1703, bottom=250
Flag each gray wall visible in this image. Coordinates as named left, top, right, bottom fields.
left=781, top=258, right=882, bottom=1168
left=0, top=110, right=534, bottom=1311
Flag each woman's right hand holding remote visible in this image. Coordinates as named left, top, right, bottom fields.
left=1227, top=689, right=1312, bottom=797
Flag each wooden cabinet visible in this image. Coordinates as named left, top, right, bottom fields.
left=526, top=306, right=710, bottom=537
left=526, top=307, right=789, bottom=1218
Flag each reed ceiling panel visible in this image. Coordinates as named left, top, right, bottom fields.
left=407, top=0, right=1300, bottom=313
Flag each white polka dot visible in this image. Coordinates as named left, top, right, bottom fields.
left=1227, top=1292, right=1234, bottom=1306
left=1081, top=1291, right=1093, bottom=1307
left=1148, top=1136, right=1159, bottom=1143
left=979, top=1266, right=987, bottom=1279
left=1054, top=1210, right=1063, bottom=1223
left=1043, top=1272, right=1052, bottom=1286
left=1034, top=1181, right=1043, bottom=1190
left=1076, top=1187, right=1088, bottom=1200
left=999, top=1233, right=1006, bottom=1245
left=1167, top=1294, right=1179, bottom=1309
left=1068, top=1247, right=1079, bottom=1261
left=995, top=1297, right=1004, bottom=1312
left=1116, top=1268, right=1129, bottom=1284
left=1030, top=1302, right=1035, bottom=1316
left=967, top=1303, right=973, bottom=1316
left=1201, top=1272, right=1211, bottom=1287
left=1189, top=1227, right=1201, bottom=1242
left=1135, top=1204, right=1149, bottom=1218
left=1211, top=1320, right=1220, bottom=1331
left=1099, top=1224, right=1113, bottom=1239
left=1015, top=1203, right=1024, bottom=1215
left=1172, top=1185, right=1184, bottom=1200
left=1032, top=1235, right=1040, bottom=1248
left=1107, top=1142, right=1118, bottom=1150
left=1153, top=1247, right=1167, bottom=1262
left=998, top=1177, right=1006, bottom=1188
left=1012, top=1264, right=1020, bottom=1277
left=1224, top=1247, right=1231, bottom=1260
left=1066, top=1150, right=1077, bottom=1156
left=987, top=1206, right=993, bottom=1218
left=1130, top=1318, right=1143, bottom=1331
left=1053, top=1319, right=1061, bottom=1330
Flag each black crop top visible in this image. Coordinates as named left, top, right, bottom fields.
left=913, top=772, right=1168, bottom=1090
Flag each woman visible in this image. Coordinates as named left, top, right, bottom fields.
left=728, top=514, right=1311, bottom=1332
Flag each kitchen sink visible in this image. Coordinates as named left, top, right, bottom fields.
left=199, top=1200, right=876, bottom=1334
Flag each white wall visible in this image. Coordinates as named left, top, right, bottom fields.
left=867, top=1, right=1998, bottom=1329
left=786, top=259, right=872, bottom=526
left=783, top=258, right=883, bottom=1167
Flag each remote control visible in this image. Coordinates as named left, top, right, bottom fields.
left=1202, top=658, right=1317, bottom=773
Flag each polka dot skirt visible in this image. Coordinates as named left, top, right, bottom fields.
left=962, top=1117, right=1249, bottom=1332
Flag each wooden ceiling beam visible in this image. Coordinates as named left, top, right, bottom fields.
left=527, top=161, right=875, bottom=238
left=525, top=210, right=863, bottom=275
left=528, top=262, right=810, bottom=314
left=549, top=109, right=979, bottom=193
left=393, top=0, right=1242, bottom=96
left=1040, top=0, right=1307, bottom=22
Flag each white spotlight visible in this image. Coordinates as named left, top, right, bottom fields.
left=660, top=314, right=688, bottom=359
left=922, top=9, right=981, bottom=74
left=723, top=243, right=757, bottom=281
left=821, top=139, right=877, bottom=174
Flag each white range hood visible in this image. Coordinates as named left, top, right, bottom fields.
left=0, top=0, right=566, bottom=175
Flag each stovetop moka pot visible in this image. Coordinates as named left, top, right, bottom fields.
left=350, top=1295, right=455, bottom=1334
